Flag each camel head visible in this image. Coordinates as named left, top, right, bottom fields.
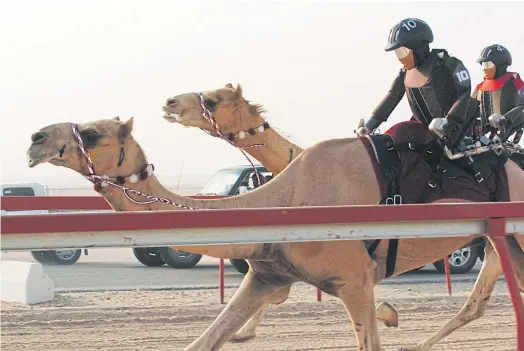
left=26, top=117, right=145, bottom=178
left=163, top=83, right=265, bottom=135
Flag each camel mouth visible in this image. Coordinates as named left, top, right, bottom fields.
left=27, top=145, right=66, bottom=168
left=162, top=105, right=184, bottom=123
left=28, top=153, right=58, bottom=168
left=163, top=112, right=182, bottom=123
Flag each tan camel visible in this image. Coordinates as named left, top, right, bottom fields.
left=27, top=116, right=524, bottom=351
left=162, top=83, right=302, bottom=175
left=162, top=84, right=524, bottom=350
left=163, top=83, right=402, bottom=341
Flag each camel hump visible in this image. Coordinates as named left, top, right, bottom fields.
left=385, top=121, right=436, bottom=146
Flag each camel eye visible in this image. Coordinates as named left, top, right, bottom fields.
left=204, top=99, right=217, bottom=111
left=80, top=129, right=101, bottom=147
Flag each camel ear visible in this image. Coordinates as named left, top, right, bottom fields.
left=113, top=116, right=120, bottom=121
left=233, top=84, right=243, bottom=98
left=225, top=83, right=234, bottom=89
left=118, top=117, right=134, bottom=141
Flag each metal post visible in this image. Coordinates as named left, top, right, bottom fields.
left=487, top=218, right=524, bottom=351
left=443, top=257, right=452, bottom=295
left=219, top=258, right=225, bottom=304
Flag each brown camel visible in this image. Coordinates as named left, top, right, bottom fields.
left=163, top=83, right=402, bottom=341
left=162, top=84, right=524, bottom=350
left=27, top=116, right=524, bottom=351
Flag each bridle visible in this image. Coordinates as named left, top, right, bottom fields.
left=71, top=123, right=195, bottom=210
left=196, top=92, right=265, bottom=185
left=70, top=92, right=274, bottom=209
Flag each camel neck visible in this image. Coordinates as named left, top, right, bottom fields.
left=97, top=173, right=275, bottom=212
left=222, top=117, right=304, bottom=175
left=96, top=174, right=271, bottom=259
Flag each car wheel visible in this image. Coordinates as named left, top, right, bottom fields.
left=31, top=250, right=57, bottom=264
left=50, top=250, right=82, bottom=265
left=158, top=248, right=202, bottom=269
left=132, top=248, right=166, bottom=267
left=433, top=246, right=479, bottom=274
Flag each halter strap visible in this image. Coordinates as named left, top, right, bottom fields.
left=70, top=123, right=195, bottom=210
left=196, top=92, right=265, bottom=185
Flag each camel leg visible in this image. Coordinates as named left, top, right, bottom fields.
left=230, top=284, right=291, bottom=342
left=229, top=285, right=398, bottom=344
left=229, top=287, right=399, bottom=344
left=229, top=303, right=270, bottom=342
left=184, top=271, right=288, bottom=351
left=399, top=243, right=503, bottom=351
left=337, top=272, right=382, bottom=350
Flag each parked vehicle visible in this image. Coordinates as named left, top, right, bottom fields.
left=1, top=182, right=85, bottom=265
left=0, top=182, right=206, bottom=269
left=196, top=165, right=273, bottom=274
left=0, top=182, right=195, bottom=268
left=197, top=165, right=273, bottom=197
left=433, top=237, right=486, bottom=274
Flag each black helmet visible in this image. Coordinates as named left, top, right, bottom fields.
left=385, top=18, right=433, bottom=52
left=476, top=44, right=512, bottom=66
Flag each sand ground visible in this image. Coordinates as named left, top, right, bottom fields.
left=1, top=281, right=519, bottom=351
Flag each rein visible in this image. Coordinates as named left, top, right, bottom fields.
left=71, top=123, right=195, bottom=210
left=196, top=92, right=265, bottom=185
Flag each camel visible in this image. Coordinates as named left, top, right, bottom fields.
left=162, top=83, right=303, bottom=175
left=162, top=83, right=403, bottom=341
left=27, top=115, right=524, bottom=351
left=161, top=84, right=524, bottom=350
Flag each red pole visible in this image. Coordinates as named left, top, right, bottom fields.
left=219, top=259, right=225, bottom=304
left=488, top=219, right=524, bottom=351
left=317, top=288, right=322, bottom=302
left=443, top=256, right=453, bottom=295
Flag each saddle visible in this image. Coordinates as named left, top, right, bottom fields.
left=361, top=121, right=511, bottom=278
left=366, top=121, right=510, bottom=204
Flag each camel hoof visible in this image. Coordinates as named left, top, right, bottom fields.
left=229, top=334, right=256, bottom=343
left=375, top=301, right=399, bottom=328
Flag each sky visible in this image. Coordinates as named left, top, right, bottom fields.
left=1, top=0, right=523, bottom=190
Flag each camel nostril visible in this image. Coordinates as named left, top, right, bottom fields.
left=31, top=131, right=48, bottom=144
left=166, top=98, right=178, bottom=106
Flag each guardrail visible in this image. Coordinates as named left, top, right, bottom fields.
left=1, top=197, right=523, bottom=349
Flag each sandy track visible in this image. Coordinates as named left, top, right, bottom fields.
left=1, top=282, right=518, bottom=351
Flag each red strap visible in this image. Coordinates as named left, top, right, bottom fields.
left=478, top=72, right=514, bottom=91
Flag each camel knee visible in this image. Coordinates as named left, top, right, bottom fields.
left=462, top=298, right=488, bottom=321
